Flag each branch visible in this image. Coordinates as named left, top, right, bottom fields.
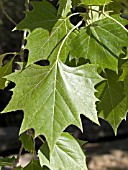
left=0, top=0, right=17, bottom=26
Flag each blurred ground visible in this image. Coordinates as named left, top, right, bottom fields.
left=1, top=118, right=128, bottom=170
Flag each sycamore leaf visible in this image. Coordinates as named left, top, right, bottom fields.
left=3, top=60, right=102, bottom=151
left=16, top=1, right=58, bottom=32
left=58, top=0, right=72, bottom=17
left=26, top=19, right=73, bottom=65
left=96, top=69, right=127, bottom=134
left=0, top=59, right=13, bottom=89
left=19, top=133, right=35, bottom=152
left=38, top=132, right=87, bottom=170
left=70, top=15, right=128, bottom=71
left=80, top=0, right=112, bottom=5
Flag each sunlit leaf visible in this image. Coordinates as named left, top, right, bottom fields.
left=58, top=0, right=72, bottom=17
left=25, top=19, right=73, bottom=65
left=16, top=1, right=58, bottom=32
left=70, top=15, right=128, bottom=71
left=3, top=60, right=102, bottom=151
left=38, top=132, right=87, bottom=170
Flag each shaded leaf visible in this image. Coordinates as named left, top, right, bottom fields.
left=38, top=132, right=87, bottom=170
left=96, top=69, right=127, bottom=133
left=19, top=133, right=35, bottom=152
left=3, top=60, right=102, bottom=151
left=16, top=1, right=58, bottom=32
left=70, top=15, right=128, bottom=71
left=119, top=61, right=128, bottom=109
left=0, top=59, right=13, bottom=89
left=58, top=0, right=72, bottom=17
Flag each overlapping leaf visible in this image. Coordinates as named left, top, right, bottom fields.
left=96, top=69, right=127, bottom=133
left=38, top=132, right=87, bottom=170
left=58, top=0, right=72, bottom=17
left=26, top=19, right=74, bottom=65
left=16, top=1, right=58, bottom=32
left=70, top=15, right=128, bottom=71
left=0, top=59, right=13, bottom=89
left=3, top=60, right=102, bottom=151
left=19, top=133, right=35, bottom=152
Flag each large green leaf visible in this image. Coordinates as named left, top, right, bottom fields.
left=26, top=19, right=73, bottom=65
left=96, top=69, right=127, bottom=133
left=70, top=15, right=128, bottom=71
left=80, top=0, right=111, bottom=5
left=16, top=1, right=58, bottom=32
left=0, top=59, right=13, bottom=89
left=58, top=0, right=72, bottom=17
left=38, top=132, right=87, bottom=170
left=3, top=60, right=102, bottom=151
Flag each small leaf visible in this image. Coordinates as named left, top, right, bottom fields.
left=38, top=132, right=88, bottom=170
left=70, top=15, right=128, bottom=71
left=96, top=69, right=127, bottom=134
left=16, top=1, right=58, bottom=32
left=3, top=60, right=103, bottom=151
left=0, top=59, right=13, bottom=89
left=58, top=0, right=72, bottom=17
left=19, top=133, right=35, bottom=152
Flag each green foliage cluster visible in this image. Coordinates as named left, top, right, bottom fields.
left=0, top=0, right=128, bottom=169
